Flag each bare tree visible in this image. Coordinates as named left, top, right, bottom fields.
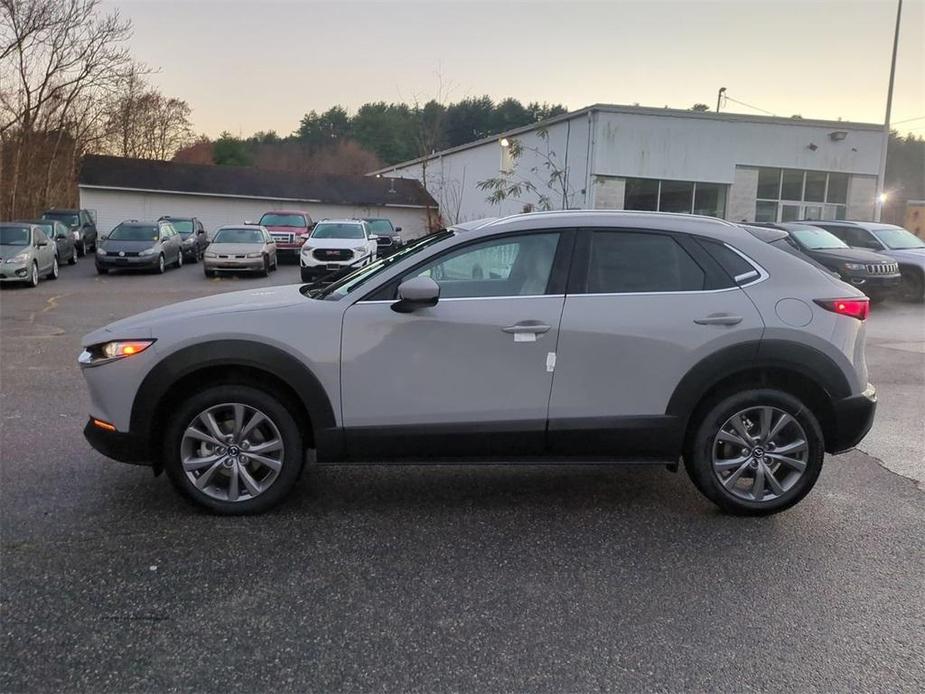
left=1, top=0, right=134, bottom=218
left=105, top=75, right=194, bottom=160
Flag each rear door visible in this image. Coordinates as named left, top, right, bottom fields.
left=547, top=228, right=765, bottom=458
left=340, top=230, right=573, bottom=459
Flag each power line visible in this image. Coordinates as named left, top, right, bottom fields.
left=722, top=94, right=777, bottom=117
left=892, top=115, right=925, bottom=125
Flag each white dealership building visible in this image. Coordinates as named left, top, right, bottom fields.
left=372, top=104, right=885, bottom=225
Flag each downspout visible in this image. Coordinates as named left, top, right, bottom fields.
left=584, top=109, right=595, bottom=209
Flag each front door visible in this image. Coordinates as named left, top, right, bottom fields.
left=340, top=230, right=570, bottom=459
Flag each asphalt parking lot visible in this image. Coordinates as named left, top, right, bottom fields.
left=1, top=258, right=923, bottom=693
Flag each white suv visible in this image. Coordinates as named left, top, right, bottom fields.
left=79, top=211, right=877, bottom=516
left=299, top=219, right=377, bottom=282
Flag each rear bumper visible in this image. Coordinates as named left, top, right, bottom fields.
left=827, top=384, right=877, bottom=454
left=83, top=418, right=151, bottom=466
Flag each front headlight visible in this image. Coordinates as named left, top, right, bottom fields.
left=96, top=247, right=107, bottom=256
left=204, top=251, right=217, bottom=258
left=5, top=252, right=29, bottom=264
left=301, top=245, right=313, bottom=253
left=245, top=252, right=262, bottom=258
left=79, top=339, right=156, bottom=367
left=843, top=263, right=866, bottom=271
left=139, top=247, right=156, bottom=256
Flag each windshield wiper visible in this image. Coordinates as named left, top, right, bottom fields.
left=301, top=252, right=375, bottom=294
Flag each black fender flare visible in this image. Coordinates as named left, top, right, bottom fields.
left=130, top=339, right=340, bottom=458
left=666, top=339, right=851, bottom=419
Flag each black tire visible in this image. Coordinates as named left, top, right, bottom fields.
left=175, top=250, right=183, bottom=269
left=684, top=388, right=824, bottom=516
left=96, top=265, right=108, bottom=275
left=204, top=268, right=215, bottom=278
left=47, top=255, right=59, bottom=280
left=260, top=255, right=270, bottom=277
left=868, top=292, right=886, bottom=305
left=68, top=246, right=78, bottom=265
left=163, top=384, right=304, bottom=515
left=900, top=269, right=924, bottom=303
left=76, top=242, right=85, bottom=258
left=156, top=254, right=166, bottom=274
left=300, top=268, right=315, bottom=283
left=187, top=251, right=198, bottom=264
left=271, top=256, right=278, bottom=271
left=26, top=261, right=39, bottom=287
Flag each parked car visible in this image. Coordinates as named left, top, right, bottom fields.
left=799, top=220, right=925, bottom=302
left=256, top=210, right=313, bottom=260
left=159, top=216, right=208, bottom=262
left=752, top=222, right=900, bottom=303
left=95, top=220, right=184, bottom=275
left=0, top=222, right=59, bottom=287
left=739, top=225, right=836, bottom=276
left=79, top=211, right=876, bottom=517
left=364, top=218, right=402, bottom=257
left=299, top=219, right=377, bottom=282
left=16, top=219, right=78, bottom=266
left=41, top=208, right=97, bottom=257
left=203, top=225, right=277, bottom=277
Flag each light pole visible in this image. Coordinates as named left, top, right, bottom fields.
left=716, top=87, right=726, bottom=113
left=875, top=0, right=902, bottom=222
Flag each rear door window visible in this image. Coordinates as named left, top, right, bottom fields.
left=584, top=231, right=706, bottom=294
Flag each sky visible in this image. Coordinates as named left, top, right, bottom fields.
left=107, top=0, right=925, bottom=139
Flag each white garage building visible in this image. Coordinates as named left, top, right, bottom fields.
left=372, top=104, right=885, bottom=225
left=79, top=155, right=436, bottom=238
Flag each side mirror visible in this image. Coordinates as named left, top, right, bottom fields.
left=394, top=226, right=402, bottom=233
left=244, top=220, right=254, bottom=225
left=392, top=276, right=440, bottom=313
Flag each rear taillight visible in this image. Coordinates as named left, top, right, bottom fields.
left=814, top=298, right=870, bottom=320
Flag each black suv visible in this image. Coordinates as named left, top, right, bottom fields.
left=42, top=208, right=98, bottom=257
left=753, top=222, right=900, bottom=302
left=363, top=218, right=403, bottom=257
left=159, top=216, right=209, bottom=262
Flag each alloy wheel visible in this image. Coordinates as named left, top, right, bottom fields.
left=712, top=406, right=808, bottom=503
left=29, top=262, right=38, bottom=287
left=180, top=402, right=285, bottom=502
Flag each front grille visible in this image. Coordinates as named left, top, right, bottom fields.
left=116, top=251, right=140, bottom=257
left=218, top=254, right=247, bottom=259
left=866, top=263, right=898, bottom=275
left=313, top=249, right=351, bottom=261
left=376, top=237, right=393, bottom=246
left=271, top=233, right=293, bottom=244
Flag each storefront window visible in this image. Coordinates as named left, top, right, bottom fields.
left=754, top=167, right=847, bottom=222
left=623, top=178, right=726, bottom=217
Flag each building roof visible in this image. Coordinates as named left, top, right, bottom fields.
left=80, top=155, right=436, bottom=208
left=371, top=103, right=883, bottom=174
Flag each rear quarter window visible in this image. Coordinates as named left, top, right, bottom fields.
left=696, top=239, right=760, bottom=284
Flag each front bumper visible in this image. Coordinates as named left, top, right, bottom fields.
left=96, top=254, right=160, bottom=269
left=83, top=418, right=151, bottom=465
left=0, top=263, right=30, bottom=281
left=203, top=257, right=264, bottom=271
left=827, top=384, right=877, bottom=454
left=843, top=273, right=902, bottom=291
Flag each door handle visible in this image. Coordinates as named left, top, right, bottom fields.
left=693, top=313, right=743, bottom=326
left=502, top=321, right=551, bottom=334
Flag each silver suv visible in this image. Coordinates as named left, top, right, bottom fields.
left=79, top=211, right=877, bottom=516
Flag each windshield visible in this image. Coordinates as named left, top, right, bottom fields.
left=167, top=219, right=194, bottom=234
left=213, top=228, right=264, bottom=244
left=788, top=226, right=848, bottom=250
left=0, top=226, right=30, bottom=246
left=872, top=227, right=925, bottom=250
left=43, top=212, right=79, bottom=227
left=109, top=224, right=158, bottom=241
left=311, top=223, right=365, bottom=240
left=259, top=213, right=306, bottom=227
left=318, top=231, right=453, bottom=300
left=365, top=219, right=395, bottom=235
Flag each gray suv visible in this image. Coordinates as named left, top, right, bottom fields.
left=79, top=211, right=877, bottom=516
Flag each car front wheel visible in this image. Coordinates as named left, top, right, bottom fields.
left=685, top=388, right=824, bottom=516
left=69, top=246, right=78, bottom=265
left=163, top=385, right=304, bottom=514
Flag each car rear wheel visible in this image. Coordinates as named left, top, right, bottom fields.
left=685, top=388, right=824, bottom=516
left=163, top=385, right=303, bottom=514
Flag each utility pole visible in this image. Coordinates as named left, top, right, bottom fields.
left=716, top=87, right=726, bottom=113
left=875, top=0, right=902, bottom=222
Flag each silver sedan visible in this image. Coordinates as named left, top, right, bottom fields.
left=203, top=225, right=278, bottom=278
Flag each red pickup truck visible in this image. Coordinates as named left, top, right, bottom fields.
left=257, top=210, right=314, bottom=258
